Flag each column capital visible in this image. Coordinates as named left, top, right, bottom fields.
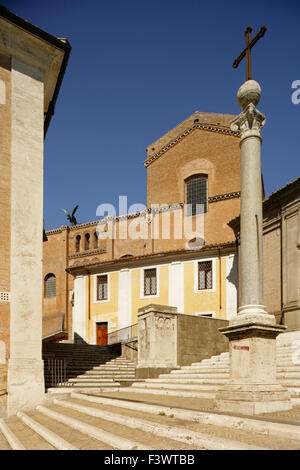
left=230, top=103, right=266, bottom=140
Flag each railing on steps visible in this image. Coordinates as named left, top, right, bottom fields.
left=45, top=359, right=71, bottom=388
left=107, top=323, right=138, bottom=345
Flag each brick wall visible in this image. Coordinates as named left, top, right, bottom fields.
left=43, top=228, right=73, bottom=338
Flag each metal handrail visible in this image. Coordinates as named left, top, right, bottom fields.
left=107, top=323, right=138, bottom=345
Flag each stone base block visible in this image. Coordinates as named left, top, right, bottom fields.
left=215, top=383, right=292, bottom=415
left=7, top=358, right=45, bottom=416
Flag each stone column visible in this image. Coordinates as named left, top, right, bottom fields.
left=215, top=80, right=292, bottom=414
left=0, top=11, right=71, bottom=416
left=72, top=275, right=87, bottom=343
left=7, top=58, right=45, bottom=416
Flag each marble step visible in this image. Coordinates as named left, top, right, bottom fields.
left=144, top=377, right=227, bottom=384
left=108, top=359, right=136, bottom=367
left=277, top=366, right=300, bottom=372
left=70, top=391, right=300, bottom=443
left=93, top=366, right=136, bottom=371
left=159, top=373, right=229, bottom=380
left=277, top=372, right=300, bottom=379
left=82, top=368, right=135, bottom=374
left=195, top=359, right=229, bottom=364
left=67, top=383, right=121, bottom=389
left=190, top=360, right=229, bottom=367
left=132, top=382, right=220, bottom=391
left=173, top=368, right=229, bottom=374
left=0, top=395, right=267, bottom=450
left=119, top=386, right=217, bottom=398
left=2, top=389, right=299, bottom=450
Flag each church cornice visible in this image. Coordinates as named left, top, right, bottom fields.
left=208, top=191, right=240, bottom=203
left=144, top=122, right=240, bottom=168
left=68, top=248, right=107, bottom=260
left=66, top=241, right=236, bottom=275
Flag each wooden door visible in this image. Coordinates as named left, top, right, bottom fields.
left=96, top=322, right=108, bottom=345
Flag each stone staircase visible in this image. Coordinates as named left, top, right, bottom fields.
left=1, top=340, right=300, bottom=449
left=43, top=342, right=121, bottom=389
left=1, top=390, right=300, bottom=450
left=128, top=343, right=300, bottom=399
left=59, top=356, right=142, bottom=390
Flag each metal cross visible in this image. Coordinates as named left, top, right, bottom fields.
left=232, top=26, right=267, bottom=81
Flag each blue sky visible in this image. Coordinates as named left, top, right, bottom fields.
left=6, top=0, right=300, bottom=229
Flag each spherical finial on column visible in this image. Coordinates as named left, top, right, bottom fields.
left=237, top=80, right=261, bottom=110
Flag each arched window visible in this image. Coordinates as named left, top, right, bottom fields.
left=75, top=235, right=81, bottom=252
left=93, top=231, right=98, bottom=249
left=85, top=233, right=90, bottom=250
left=185, top=174, right=207, bottom=215
left=44, top=273, right=56, bottom=298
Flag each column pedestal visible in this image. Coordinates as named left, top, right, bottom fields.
left=7, top=359, right=45, bottom=416
left=215, top=312, right=292, bottom=414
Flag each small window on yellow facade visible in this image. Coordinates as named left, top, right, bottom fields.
left=97, top=275, right=108, bottom=301
left=144, top=268, right=157, bottom=296
left=198, top=261, right=212, bottom=290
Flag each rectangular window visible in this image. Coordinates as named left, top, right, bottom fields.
left=186, top=176, right=207, bottom=216
left=144, top=268, right=157, bottom=296
left=198, top=261, right=212, bottom=290
left=97, top=275, right=108, bottom=300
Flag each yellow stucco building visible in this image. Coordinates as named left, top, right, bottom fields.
left=71, top=247, right=237, bottom=345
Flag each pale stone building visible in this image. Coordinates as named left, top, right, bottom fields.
left=0, top=6, right=70, bottom=416
left=229, top=176, right=300, bottom=331
left=263, top=177, right=300, bottom=330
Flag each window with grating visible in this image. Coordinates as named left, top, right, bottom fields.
left=186, top=175, right=207, bottom=215
left=45, top=274, right=56, bottom=298
left=97, top=275, right=108, bottom=301
left=144, top=268, right=157, bottom=296
left=198, top=261, right=212, bottom=290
